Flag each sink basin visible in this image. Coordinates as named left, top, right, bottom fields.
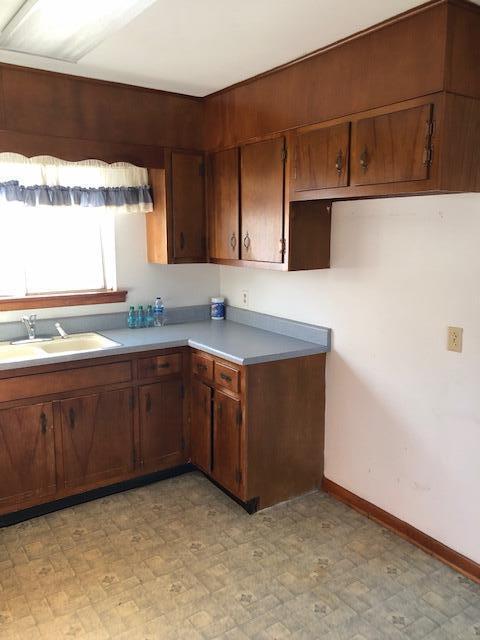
left=39, top=333, right=120, bottom=355
left=0, top=343, right=45, bottom=363
left=0, top=332, right=120, bottom=364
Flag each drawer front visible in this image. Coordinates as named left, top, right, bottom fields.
left=214, top=362, right=240, bottom=394
left=138, top=353, right=182, bottom=379
left=0, top=362, right=132, bottom=403
left=191, top=352, right=214, bottom=382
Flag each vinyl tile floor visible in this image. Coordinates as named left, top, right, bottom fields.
left=0, top=472, right=479, bottom=639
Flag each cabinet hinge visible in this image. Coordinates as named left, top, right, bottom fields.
left=236, top=469, right=242, bottom=485
left=423, top=119, right=435, bottom=168
left=281, top=147, right=287, bottom=163
left=280, top=238, right=286, bottom=256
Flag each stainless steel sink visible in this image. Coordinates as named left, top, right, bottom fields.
left=0, top=332, right=120, bottom=364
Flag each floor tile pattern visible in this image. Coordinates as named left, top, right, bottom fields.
left=0, top=472, right=479, bottom=639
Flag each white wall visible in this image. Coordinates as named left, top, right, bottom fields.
left=220, top=194, right=480, bottom=564
left=0, top=213, right=220, bottom=323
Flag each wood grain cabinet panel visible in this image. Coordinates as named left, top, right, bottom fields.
left=240, top=137, right=286, bottom=263
left=172, top=151, right=206, bottom=260
left=191, top=352, right=214, bottom=382
left=139, top=380, right=185, bottom=472
left=214, top=362, right=240, bottom=394
left=212, top=390, right=242, bottom=496
left=292, top=122, right=350, bottom=194
left=138, top=353, right=182, bottom=379
left=190, top=379, right=212, bottom=473
left=350, top=103, right=433, bottom=186
left=0, top=402, right=56, bottom=508
left=208, top=147, right=240, bottom=260
left=59, top=388, right=134, bottom=489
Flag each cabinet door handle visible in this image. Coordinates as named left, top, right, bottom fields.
left=335, top=149, right=343, bottom=175
left=157, top=362, right=170, bottom=369
left=179, top=231, right=185, bottom=250
left=146, top=393, right=152, bottom=414
left=243, top=232, right=251, bottom=250
left=230, top=233, right=237, bottom=250
left=360, top=147, right=368, bottom=172
left=220, top=373, right=232, bottom=383
left=68, top=407, right=75, bottom=429
left=40, top=411, right=47, bottom=434
left=197, top=363, right=207, bottom=372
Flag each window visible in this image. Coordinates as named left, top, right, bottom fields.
left=0, top=203, right=116, bottom=298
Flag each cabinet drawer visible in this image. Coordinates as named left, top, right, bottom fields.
left=0, top=362, right=132, bottom=403
left=214, top=362, right=240, bottom=393
left=192, top=352, right=214, bottom=382
left=138, top=353, right=182, bottom=379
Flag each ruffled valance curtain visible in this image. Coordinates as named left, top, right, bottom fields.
left=0, top=153, right=153, bottom=213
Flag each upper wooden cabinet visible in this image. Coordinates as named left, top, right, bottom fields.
left=240, top=137, right=286, bottom=264
left=146, top=150, right=206, bottom=264
left=291, top=122, right=350, bottom=198
left=350, top=104, right=433, bottom=186
left=208, top=148, right=240, bottom=260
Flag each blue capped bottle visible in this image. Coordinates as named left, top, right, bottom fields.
left=153, top=297, right=164, bottom=327
left=127, top=306, right=136, bottom=329
left=136, top=305, right=145, bottom=328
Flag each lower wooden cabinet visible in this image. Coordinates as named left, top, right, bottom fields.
left=59, top=388, right=134, bottom=489
left=0, top=402, right=56, bottom=509
left=190, top=379, right=212, bottom=473
left=139, top=379, right=185, bottom=472
left=212, top=389, right=242, bottom=496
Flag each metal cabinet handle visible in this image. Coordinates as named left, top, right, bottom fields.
left=179, top=231, right=185, bottom=250
left=230, top=233, right=237, bottom=250
left=243, top=232, right=251, bottom=250
left=335, top=149, right=343, bottom=175
left=146, top=393, right=152, bottom=414
left=360, top=147, right=368, bottom=172
left=40, top=411, right=47, bottom=434
left=68, top=407, right=75, bottom=429
left=220, top=373, right=232, bottom=383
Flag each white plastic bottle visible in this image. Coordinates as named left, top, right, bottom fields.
left=153, top=297, right=165, bottom=327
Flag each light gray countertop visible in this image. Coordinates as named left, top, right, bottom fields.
left=0, top=320, right=329, bottom=372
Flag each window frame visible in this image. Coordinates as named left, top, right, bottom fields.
left=0, top=290, right=127, bottom=312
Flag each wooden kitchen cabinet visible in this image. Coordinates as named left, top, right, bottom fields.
left=59, top=388, right=134, bottom=489
left=146, top=150, right=206, bottom=264
left=190, top=378, right=212, bottom=473
left=0, top=402, right=56, bottom=509
left=240, top=136, right=286, bottom=263
left=350, top=103, right=433, bottom=186
left=212, top=389, right=242, bottom=496
left=208, top=147, right=240, bottom=260
left=291, top=122, right=350, bottom=198
left=139, top=379, right=185, bottom=472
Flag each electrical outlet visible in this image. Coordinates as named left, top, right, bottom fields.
left=241, top=290, right=249, bottom=307
left=447, top=326, right=463, bottom=352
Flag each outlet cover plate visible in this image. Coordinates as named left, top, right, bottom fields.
left=447, top=326, right=463, bottom=352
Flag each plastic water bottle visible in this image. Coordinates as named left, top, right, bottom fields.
left=146, top=305, right=155, bottom=328
left=127, top=306, right=136, bottom=329
left=136, top=305, right=145, bottom=328
left=153, top=297, right=164, bottom=327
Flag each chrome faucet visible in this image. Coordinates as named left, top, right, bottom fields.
left=55, top=322, right=69, bottom=339
left=21, top=314, right=36, bottom=340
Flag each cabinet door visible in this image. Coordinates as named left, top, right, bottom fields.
left=240, top=137, right=285, bottom=263
left=60, top=388, right=134, bottom=489
left=351, top=104, right=433, bottom=186
left=208, top=148, right=240, bottom=260
left=212, top=390, right=242, bottom=496
left=292, top=122, right=350, bottom=194
left=190, top=379, right=212, bottom=473
left=172, top=150, right=206, bottom=260
left=0, top=403, right=56, bottom=508
left=139, top=379, right=185, bottom=472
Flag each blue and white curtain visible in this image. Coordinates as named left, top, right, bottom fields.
left=0, top=153, right=153, bottom=213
